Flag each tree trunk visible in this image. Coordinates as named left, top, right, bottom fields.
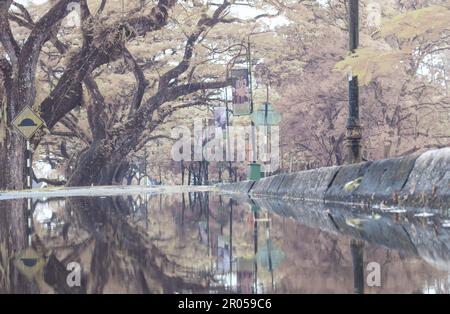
left=97, top=164, right=116, bottom=186
left=188, top=165, right=192, bottom=186
left=126, top=175, right=134, bottom=186
left=68, top=140, right=133, bottom=187
left=114, top=161, right=130, bottom=185
left=98, top=161, right=130, bottom=186
left=67, top=141, right=114, bottom=186
left=1, top=62, right=28, bottom=191
left=0, top=131, right=26, bottom=191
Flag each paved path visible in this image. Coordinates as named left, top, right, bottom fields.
left=0, top=185, right=217, bottom=201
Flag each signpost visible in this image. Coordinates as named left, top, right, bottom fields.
left=251, top=102, right=282, bottom=126
left=12, top=106, right=45, bottom=140
left=12, top=106, right=45, bottom=265
left=12, top=106, right=45, bottom=190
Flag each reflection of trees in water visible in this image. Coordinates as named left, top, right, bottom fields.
left=327, top=239, right=346, bottom=275
left=1, top=195, right=225, bottom=293
left=58, top=196, right=221, bottom=293
left=57, top=195, right=450, bottom=293
left=0, top=200, right=38, bottom=293
left=0, top=198, right=86, bottom=294
left=3, top=193, right=449, bottom=294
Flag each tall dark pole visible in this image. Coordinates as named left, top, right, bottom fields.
left=351, top=239, right=365, bottom=294
left=225, top=87, right=233, bottom=182
left=346, top=0, right=362, bottom=164
left=247, top=37, right=261, bottom=180
left=248, top=38, right=257, bottom=165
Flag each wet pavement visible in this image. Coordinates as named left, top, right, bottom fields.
left=0, top=192, right=449, bottom=294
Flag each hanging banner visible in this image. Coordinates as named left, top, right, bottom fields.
left=214, top=107, right=227, bottom=130
left=230, top=68, right=251, bottom=116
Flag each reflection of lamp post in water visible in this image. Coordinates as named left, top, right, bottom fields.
left=264, top=212, right=274, bottom=292
left=252, top=203, right=259, bottom=293
left=351, top=239, right=365, bottom=294
left=229, top=198, right=233, bottom=290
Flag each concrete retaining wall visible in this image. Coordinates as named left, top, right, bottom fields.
left=401, top=148, right=450, bottom=209
left=251, top=167, right=340, bottom=200
left=287, top=167, right=340, bottom=200
left=355, top=153, right=419, bottom=202
left=251, top=176, right=281, bottom=195
left=218, top=148, right=450, bottom=210
left=218, top=180, right=255, bottom=194
left=324, top=162, right=371, bottom=203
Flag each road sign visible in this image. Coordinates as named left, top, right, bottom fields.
left=12, top=106, right=45, bottom=140
left=251, top=102, right=282, bottom=126
left=14, top=247, right=46, bottom=280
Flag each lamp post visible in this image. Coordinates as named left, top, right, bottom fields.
left=346, top=0, right=362, bottom=164
left=224, top=39, right=261, bottom=180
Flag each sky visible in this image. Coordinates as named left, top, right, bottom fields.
left=15, top=0, right=291, bottom=29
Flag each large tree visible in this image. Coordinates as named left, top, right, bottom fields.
left=6, top=0, right=279, bottom=187
left=0, top=0, right=181, bottom=190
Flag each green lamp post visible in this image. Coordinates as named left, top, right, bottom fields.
left=249, top=102, right=282, bottom=179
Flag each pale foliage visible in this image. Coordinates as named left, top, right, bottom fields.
left=335, top=48, right=409, bottom=85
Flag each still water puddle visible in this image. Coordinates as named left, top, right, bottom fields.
left=0, top=192, right=449, bottom=294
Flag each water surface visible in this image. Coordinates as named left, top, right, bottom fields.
left=0, top=192, right=449, bottom=294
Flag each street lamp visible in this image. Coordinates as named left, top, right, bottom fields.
left=223, top=39, right=261, bottom=181
left=346, top=0, right=363, bottom=164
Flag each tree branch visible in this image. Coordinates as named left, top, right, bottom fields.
left=39, top=0, right=177, bottom=130
left=97, top=0, right=108, bottom=15
left=123, top=48, right=149, bottom=114
left=84, top=75, right=108, bottom=141
left=59, top=115, right=92, bottom=145
left=0, top=58, right=12, bottom=103
left=158, top=0, right=231, bottom=89
left=16, top=0, right=81, bottom=110
left=0, top=0, right=20, bottom=67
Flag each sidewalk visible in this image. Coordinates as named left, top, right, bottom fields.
left=0, top=185, right=217, bottom=201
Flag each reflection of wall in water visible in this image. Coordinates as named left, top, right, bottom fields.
left=271, top=215, right=448, bottom=293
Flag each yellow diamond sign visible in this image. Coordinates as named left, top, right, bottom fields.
left=14, top=247, right=46, bottom=280
left=12, top=106, right=45, bottom=140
